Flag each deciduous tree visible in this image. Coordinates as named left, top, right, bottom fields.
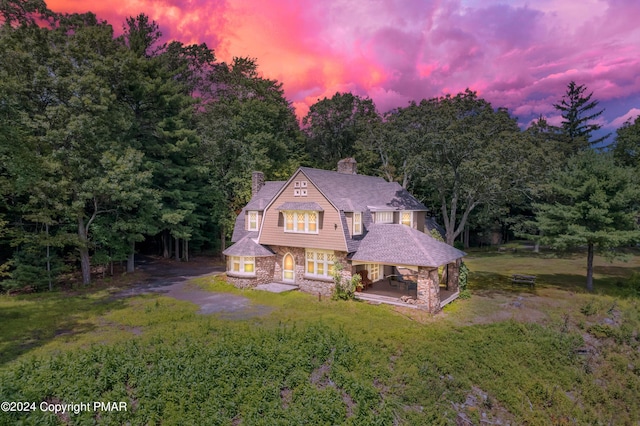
left=612, top=115, right=640, bottom=169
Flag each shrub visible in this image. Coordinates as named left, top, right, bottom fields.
left=331, top=262, right=360, bottom=300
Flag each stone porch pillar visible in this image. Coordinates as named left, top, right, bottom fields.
left=446, top=260, right=460, bottom=292
left=417, top=266, right=441, bottom=313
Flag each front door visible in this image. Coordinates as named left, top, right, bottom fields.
left=283, top=253, right=295, bottom=282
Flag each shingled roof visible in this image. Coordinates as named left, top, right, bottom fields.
left=299, top=167, right=427, bottom=212
left=351, top=224, right=465, bottom=267
left=231, top=181, right=286, bottom=242
left=223, top=235, right=275, bottom=257
left=245, top=181, right=286, bottom=211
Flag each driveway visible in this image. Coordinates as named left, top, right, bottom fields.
left=115, top=256, right=273, bottom=319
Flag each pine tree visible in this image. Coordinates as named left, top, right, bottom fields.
left=553, top=81, right=607, bottom=148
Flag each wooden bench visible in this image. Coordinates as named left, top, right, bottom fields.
left=511, top=274, right=536, bottom=287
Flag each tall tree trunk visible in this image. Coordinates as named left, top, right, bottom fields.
left=534, top=230, right=542, bottom=253
left=78, top=217, right=91, bottom=285
left=127, top=240, right=135, bottom=273
left=463, top=225, right=470, bottom=249
left=175, top=236, right=180, bottom=262
left=220, top=226, right=226, bottom=253
left=586, top=242, right=594, bottom=292
left=162, top=229, right=171, bottom=259
left=46, top=223, right=52, bottom=291
left=183, top=239, right=189, bottom=262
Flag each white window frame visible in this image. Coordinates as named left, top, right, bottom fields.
left=400, top=211, right=413, bottom=227
left=364, top=263, right=380, bottom=281
left=227, top=256, right=256, bottom=276
left=305, top=249, right=335, bottom=279
left=247, top=211, right=259, bottom=231
left=283, top=211, right=319, bottom=234
left=376, top=211, right=394, bottom=224
left=353, top=212, right=362, bottom=235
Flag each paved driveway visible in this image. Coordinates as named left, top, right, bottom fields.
left=115, top=256, right=272, bottom=319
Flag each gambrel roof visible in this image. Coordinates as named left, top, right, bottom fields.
left=298, top=167, right=427, bottom=212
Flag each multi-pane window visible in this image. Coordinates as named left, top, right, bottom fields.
left=247, top=211, right=258, bottom=231
left=283, top=211, right=318, bottom=233
left=353, top=212, right=362, bottom=235
left=400, top=211, right=412, bottom=227
left=306, top=250, right=335, bottom=278
left=227, top=256, right=255, bottom=276
left=376, top=211, right=394, bottom=223
left=364, top=263, right=380, bottom=281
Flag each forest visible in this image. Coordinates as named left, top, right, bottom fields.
left=1, top=0, right=639, bottom=291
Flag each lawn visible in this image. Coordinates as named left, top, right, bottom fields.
left=1, top=248, right=639, bottom=425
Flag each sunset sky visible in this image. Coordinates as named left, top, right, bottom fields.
left=47, top=0, right=640, bottom=139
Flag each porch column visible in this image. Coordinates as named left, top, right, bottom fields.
left=446, top=260, right=460, bottom=292
left=417, top=266, right=441, bottom=313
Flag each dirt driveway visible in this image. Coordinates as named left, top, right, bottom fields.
left=115, top=256, right=273, bottom=319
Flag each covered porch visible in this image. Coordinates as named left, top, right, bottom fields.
left=354, top=264, right=460, bottom=310
left=349, top=223, right=466, bottom=313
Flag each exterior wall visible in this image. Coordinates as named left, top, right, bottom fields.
left=259, top=170, right=347, bottom=251
left=226, top=256, right=275, bottom=289
left=270, top=246, right=350, bottom=297
left=344, top=212, right=353, bottom=236
left=417, top=266, right=441, bottom=313
left=416, top=211, right=426, bottom=232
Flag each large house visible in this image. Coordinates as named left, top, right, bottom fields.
left=223, top=158, right=465, bottom=313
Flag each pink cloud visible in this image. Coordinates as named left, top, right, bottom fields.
left=609, top=108, right=640, bottom=129
left=44, top=0, right=639, bottom=133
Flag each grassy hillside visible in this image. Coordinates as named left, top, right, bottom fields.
left=1, top=249, right=639, bottom=425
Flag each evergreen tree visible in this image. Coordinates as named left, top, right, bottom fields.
left=533, top=150, right=640, bottom=291
left=553, top=81, right=607, bottom=148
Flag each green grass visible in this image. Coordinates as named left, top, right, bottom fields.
left=1, top=250, right=639, bottom=425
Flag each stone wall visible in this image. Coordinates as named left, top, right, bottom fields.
left=226, top=256, right=274, bottom=289
left=417, top=266, right=441, bottom=313
left=270, top=246, right=350, bottom=297
left=446, top=260, right=460, bottom=292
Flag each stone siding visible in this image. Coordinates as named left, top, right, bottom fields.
left=446, top=260, right=460, bottom=292
left=269, top=246, right=350, bottom=297
left=226, top=256, right=274, bottom=288
left=417, top=266, right=441, bottom=313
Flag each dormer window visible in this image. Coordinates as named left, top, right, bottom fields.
left=284, top=211, right=318, bottom=234
left=400, top=211, right=412, bottom=227
left=247, top=211, right=258, bottom=231
left=375, top=211, right=393, bottom=224
left=353, top=212, right=362, bottom=235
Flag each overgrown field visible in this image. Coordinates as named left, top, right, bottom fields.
left=1, top=249, right=640, bottom=425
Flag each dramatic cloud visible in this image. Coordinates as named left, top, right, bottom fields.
left=47, top=0, right=640, bottom=136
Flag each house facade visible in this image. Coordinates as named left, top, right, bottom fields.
left=223, top=158, right=465, bottom=313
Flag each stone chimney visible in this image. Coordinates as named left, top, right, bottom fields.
left=251, top=171, right=265, bottom=197
left=337, top=157, right=357, bottom=174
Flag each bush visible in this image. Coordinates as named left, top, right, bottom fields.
left=332, top=262, right=360, bottom=300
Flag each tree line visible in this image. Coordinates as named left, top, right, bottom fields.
left=1, top=0, right=639, bottom=291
